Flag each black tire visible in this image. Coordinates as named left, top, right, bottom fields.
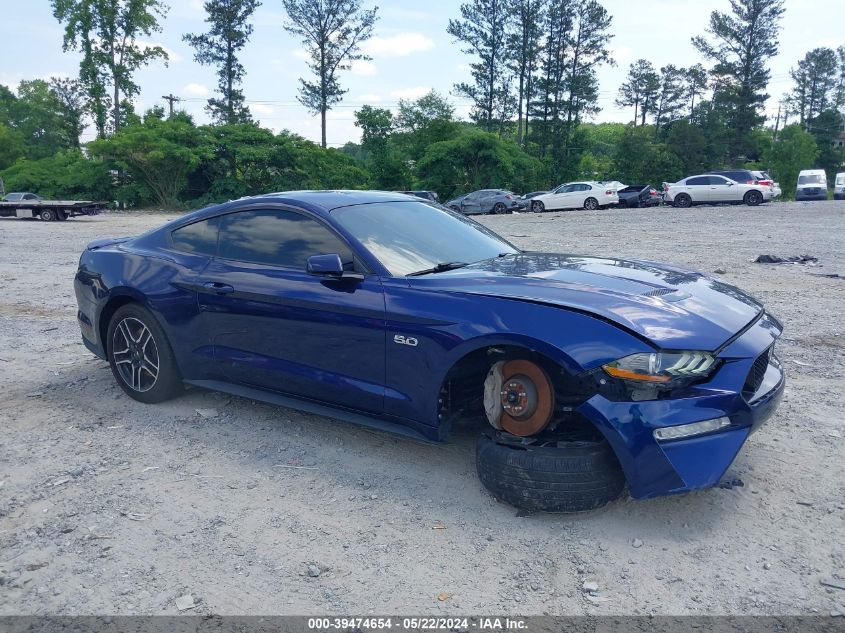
left=531, top=200, right=545, bottom=213
left=56, top=210, right=69, bottom=221
left=476, top=433, right=626, bottom=512
left=744, top=190, right=763, bottom=206
left=673, top=193, right=692, bottom=208
left=39, top=209, right=56, bottom=222
left=491, top=202, right=507, bottom=215
left=584, top=197, right=599, bottom=211
left=107, top=303, right=184, bottom=403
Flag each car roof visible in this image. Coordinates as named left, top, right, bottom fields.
left=166, top=190, right=420, bottom=228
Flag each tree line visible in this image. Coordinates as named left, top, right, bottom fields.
left=1, top=0, right=843, bottom=208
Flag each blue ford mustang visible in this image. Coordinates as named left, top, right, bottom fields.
left=74, top=191, right=785, bottom=512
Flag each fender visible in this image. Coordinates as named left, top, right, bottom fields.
left=383, top=281, right=653, bottom=427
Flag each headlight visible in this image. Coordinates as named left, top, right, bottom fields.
left=602, top=351, right=717, bottom=383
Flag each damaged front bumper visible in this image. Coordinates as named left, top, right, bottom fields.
left=578, top=314, right=785, bottom=499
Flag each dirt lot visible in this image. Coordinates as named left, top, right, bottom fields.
left=1, top=201, right=844, bottom=616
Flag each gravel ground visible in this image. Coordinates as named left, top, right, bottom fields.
left=1, top=200, right=844, bottom=616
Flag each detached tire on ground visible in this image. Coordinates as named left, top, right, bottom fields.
left=476, top=433, right=626, bottom=512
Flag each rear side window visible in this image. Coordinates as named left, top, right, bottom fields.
left=171, top=217, right=219, bottom=255
left=686, top=177, right=709, bottom=186
left=217, top=209, right=352, bottom=269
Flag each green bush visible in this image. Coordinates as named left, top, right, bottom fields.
left=0, top=150, right=113, bottom=201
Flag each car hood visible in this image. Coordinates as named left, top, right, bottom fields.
left=407, top=253, right=763, bottom=350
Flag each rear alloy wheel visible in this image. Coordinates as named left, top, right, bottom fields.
left=531, top=200, right=545, bottom=213
left=107, top=303, right=183, bottom=403
left=744, top=190, right=763, bottom=207
left=674, top=193, right=692, bottom=208
left=39, top=209, right=56, bottom=222
left=584, top=197, right=599, bottom=210
left=492, top=202, right=507, bottom=214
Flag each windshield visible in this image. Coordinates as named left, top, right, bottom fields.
left=332, top=201, right=519, bottom=276
left=798, top=174, right=825, bottom=185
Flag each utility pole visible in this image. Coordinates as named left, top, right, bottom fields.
left=773, top=103, right=782, bottom=141
left=162, top=93, right=181, bottom=118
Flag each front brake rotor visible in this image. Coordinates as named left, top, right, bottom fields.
left=498, top=359, right=555, bottom=436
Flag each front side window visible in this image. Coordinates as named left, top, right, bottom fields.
left=332, top=201, right=518, bottom=276
left=709, top=176, right=730, bottom=185
left=217, top=209, right=352, bottom=269
left=171, top=217, right=219, bottom=256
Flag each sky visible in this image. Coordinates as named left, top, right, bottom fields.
left=1, top=0, right=842, bottom=146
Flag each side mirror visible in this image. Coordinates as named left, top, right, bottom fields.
left=306, top=254, right=364, bottom=281
left=307, top=253, right=344, bottom=276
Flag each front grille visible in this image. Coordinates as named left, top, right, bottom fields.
left=742, top=347, right=772, bottom=399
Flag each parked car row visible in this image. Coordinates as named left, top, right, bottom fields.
left=407, top=167, right=842, bottom=218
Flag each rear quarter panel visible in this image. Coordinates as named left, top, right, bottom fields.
left=76, top=244, right=213, bottom=379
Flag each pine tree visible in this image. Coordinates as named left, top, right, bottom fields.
left=692, top=0, right=786, bottom=163
left=616, top=59, right=657, bottom=126
left=683, top=64, right=709, bottom=119
left=448, top=0, right=511, bottom=134
left=184, top=0, right=261, bottom=125
left=653, top=65, right=687, bottom=126
left=282, top=0, right=378, bottom=148
left=788, top=48, right=839, bottom=124
left=505, top=0, right=546, bottom=145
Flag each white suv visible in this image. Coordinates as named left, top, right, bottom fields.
left=665, top=174, right=774, bottom=208
left=530, top=182, right=619, bottom=212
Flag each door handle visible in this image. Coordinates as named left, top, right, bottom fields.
left=202, top=281, right=235, bottom=295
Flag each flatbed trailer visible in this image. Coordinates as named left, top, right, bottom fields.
left=0, top=200, right=107, bottom=221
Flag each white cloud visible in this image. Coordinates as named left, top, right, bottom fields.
left=134, top=39, right=181, bottom=63
left=363, top=33, right=434, bottom=58
left=350, top=60, right=378, bottom=76
left=390, top=86, right=431, bottom=100
left=183, top=82, right=209, bottom=97
left=251, top=103, right=274, bottom=116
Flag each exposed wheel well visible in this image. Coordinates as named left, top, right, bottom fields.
left=98, top=296, right=139, bottom=349
left=437, top=345, right=602, bottom=441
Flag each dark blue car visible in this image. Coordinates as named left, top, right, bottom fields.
left=74, top=191, right=785, bottom=512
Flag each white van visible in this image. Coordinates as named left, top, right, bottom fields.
left=795, top=169, right=828, bottom=201
left=835, top=172, right=845, bottom=200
